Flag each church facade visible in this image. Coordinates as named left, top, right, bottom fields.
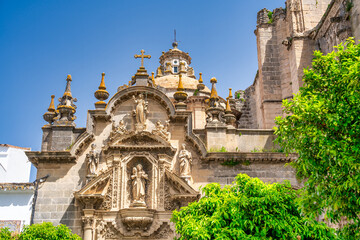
left=26, top=0, right=359, bottom=239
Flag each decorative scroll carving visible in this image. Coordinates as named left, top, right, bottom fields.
left=96, top=220, right=107, bottom=239
left=86, top=144, right=99, bottom=176
left=131, top=164, right=148, bottom=207
left=112, top=166, right=120, bottom=209
left=150, top=222, right=173, bottom=239
left=152, top=120, right=170, bottom=141
left=133, top=94, right=148, bottom=132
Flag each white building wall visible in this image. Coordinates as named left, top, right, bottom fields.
left=0, top=191, right=33, bottom=227
left=0, top=146, right=32, bottom=183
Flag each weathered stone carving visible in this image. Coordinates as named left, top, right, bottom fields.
left=86, top=144, right=99, bottom=176
left=152, top=120, right=170, bottom=141
left=179, top=144, right=192, bottom=178
left=150, top=222, right=173, bottom=239
left=133, top=94, right=148, bottom=132
left=113, top=120, right=128, bottom=135
left=96, top=220, right=107, bottom=239
left=131, top=164, right=148, bottom=207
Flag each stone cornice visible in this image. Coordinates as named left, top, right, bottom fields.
left=203, top=152, right=297, bottom=163
left=26, top=151, right=76, bottom=166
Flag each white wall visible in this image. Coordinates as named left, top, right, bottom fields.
left=0, top=191, right=33, bottom=227
left=0, top=146, right=32, bottom=183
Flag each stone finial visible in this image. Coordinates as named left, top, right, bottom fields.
left=210, top=77, right=219, bottom=100
left=43, top=95, right=57, bottom=125
left=94, top=72, right=110, bottom=109
left=197, top=72, right=205, bottom=91
left=177, top=74, right=185, bottom=92
left=151, top=72, right=156, bottom=87
left=224, top=88, right=236, bottom=126
left=64, top=75, right=72, bottom=97
left=198, top=72, right=203, bottom=83
left=128, top=81, right=132, bottom=87
left=56, top=74, right=77, bottom=124
left=173, top=74, right=188, bottom=110
left=228, top=88, right=233, bottom=99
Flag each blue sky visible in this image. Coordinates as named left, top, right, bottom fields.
left=0, top=0, right=285, bottom=154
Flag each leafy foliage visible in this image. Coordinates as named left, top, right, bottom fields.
left=171, top=174, right=337, bottom=240
left=274, top=38, right=360, bottom=239
left=0, top=228, right=14, bottom=240
left=0, top=222, right=81, bottom=240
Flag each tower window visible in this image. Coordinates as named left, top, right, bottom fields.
left=173, top=66, right=178, bottom=73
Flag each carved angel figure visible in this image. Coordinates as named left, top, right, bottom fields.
left=153, top=120, right=171, bottom=140
left=131, top=164, right=148, bottom=204
left=86, top=144, right=99, bottom=175
left=179, top=144, right=192, bottom=177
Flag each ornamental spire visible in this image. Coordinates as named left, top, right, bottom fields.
left=151, top=72, right=156, bottom=87
left=197, top=72, right=205, bottom=91
left=43, top=95, right=57, bottom=125
left=94, top=72, right=109, bottom=109
left=55, top=74, right=77, bottom=124
left=173, top=74, right=188, bottom=110
left=63, top=75, right=72, bottom=97
left=210, top=77, right=219, bottom=100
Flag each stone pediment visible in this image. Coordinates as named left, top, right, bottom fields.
left=106, top=131, right=176, bottom=153
left=74, top=170, right=111, bottom=207
left=164, top=169, right=198, bottom=198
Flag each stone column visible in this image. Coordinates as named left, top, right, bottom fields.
left=82, top=217, right=93, bottom=240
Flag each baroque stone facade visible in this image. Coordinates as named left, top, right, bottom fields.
left=26, top=1, right=360, bottom=239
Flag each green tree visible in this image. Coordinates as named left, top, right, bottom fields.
left=0, top=228, right=14, bottom=240
left=18, top=222, right=81, bottom=240
left=274, top=38, right=360, bottom=239
left=171, top=174, right=337, bottom=239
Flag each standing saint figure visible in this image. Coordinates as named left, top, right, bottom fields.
left=132, top=94, right=148, bottom=128
left=179, top=144, right=192, bottom=177
left=86, top=144, right=99, bottom=175
left=131, top=164, right=148, bottom=204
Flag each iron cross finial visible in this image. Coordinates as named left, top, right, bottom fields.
left=134, top=49, right=151, bottom=67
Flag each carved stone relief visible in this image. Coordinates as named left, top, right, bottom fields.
left=152, top=120, right=170, bottom=141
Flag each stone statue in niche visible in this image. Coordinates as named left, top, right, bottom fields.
left=179, top=144, right=192, bottom=182
left=131, top=164, right=148, bottom=207
left=86, top=144, right=99, bottom=176
left=152, top=120, right=170, bottom=141
left=132, top=94, right=148, bottom=131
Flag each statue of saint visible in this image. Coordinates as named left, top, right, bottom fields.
left=86, top=144, right=99, bottom=175
left=131, top=164, right=148, bottom=204
left=179, top=144, right=192, bottom=177
left=133, top=94, right=148, bottom=125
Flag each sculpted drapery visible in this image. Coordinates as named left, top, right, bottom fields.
left=131, top=164, right=148, bottom=203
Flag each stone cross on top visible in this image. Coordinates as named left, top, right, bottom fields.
left=134, top=49, right=151, bottom=68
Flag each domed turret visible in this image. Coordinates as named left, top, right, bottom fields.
left=155, top=42, right=210, bottom=95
